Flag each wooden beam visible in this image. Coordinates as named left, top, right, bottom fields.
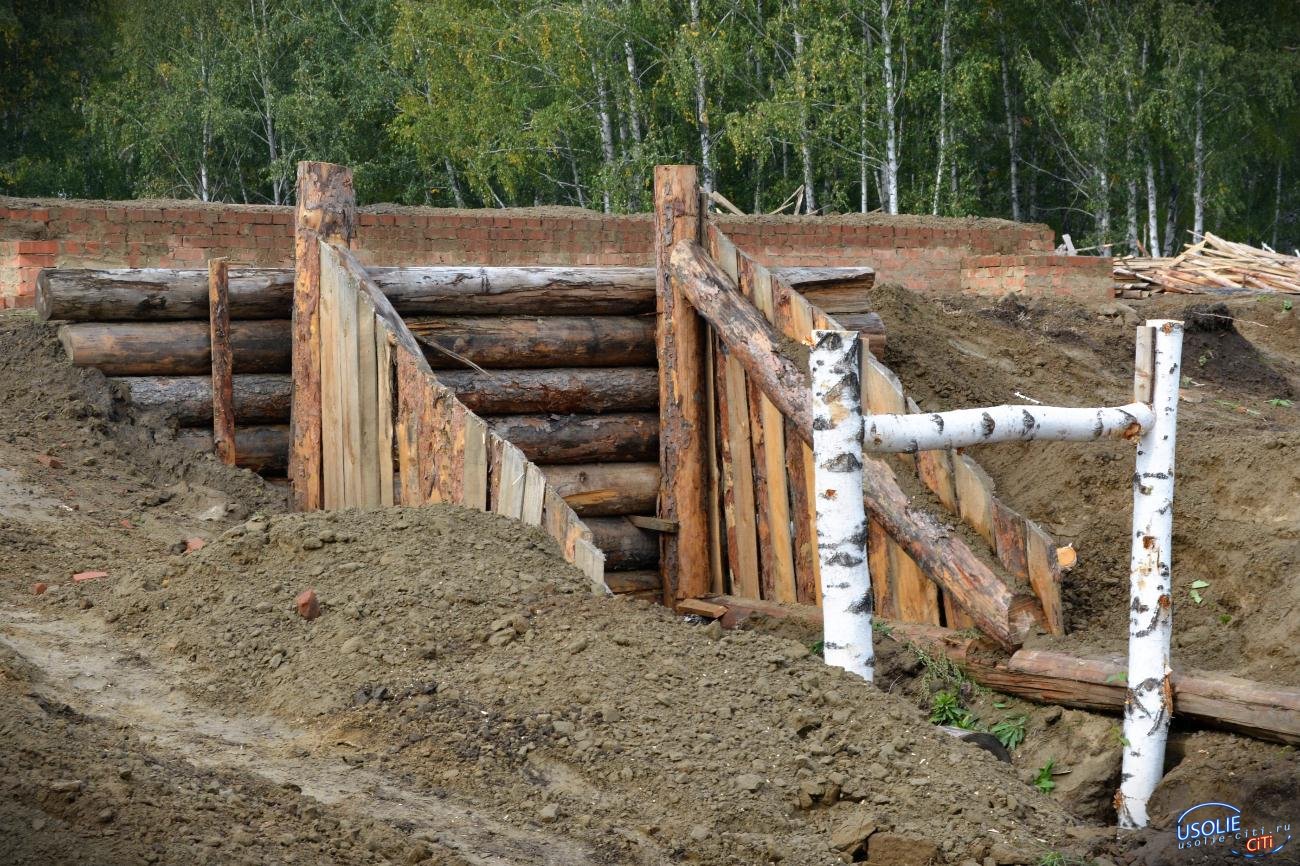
left=289, top=161, right=355, bottom=511
left=410, top=315, right=655, bottom=369
left=586, top=516, right=660, bottom=571
left=540, top=462, right=659, bottom=517
left=487, top=413, right=658, bottom=464
left=175, top=424, right=288, bottom=475
left=206, top=258, right=235, bottom=466
left=58, top=320, right=290, bottom=376
left=112, top=374, right=292, bottom=425
left=654, top=165, right=710, bottom=605
left=668, top=240, right=812, bottom=443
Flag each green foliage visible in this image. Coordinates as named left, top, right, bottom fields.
left=929, top=689, right=979, bottom=729
left=809, top=640, right=825, bottom=658
left=1033, top=759, right=1058, bottom=793
left=2, top=0, right=1298, bottom=251
left=990, top=715, right=1027, bottom=751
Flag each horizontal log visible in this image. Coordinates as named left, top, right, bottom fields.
left=603, top=570, right=660, bottom=594
left=37, top=266, right=657, bottom=321
left=863, top=402, right=1153, bottom=453
left=540, top=462, right=660, bottom=516
left=173, top=424, right=288, bottom=475
left=487, top=413, right=658, bottom=464
left=835, top=312, right=888, bottom=359
left=410, top=316, right=654, bottom=369
left=113, top=375, right=290, bottom=425
left=59, top=321, right=291, bottom=376
left=669, top=240, right=813, bottom=442
left=435, top=368, right=657, bottom=415
left=585, top=517, right=659, bottom=571
left=695, top=599, right=1300, bottom=746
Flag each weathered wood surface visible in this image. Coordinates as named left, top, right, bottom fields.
left=112, top=374, right=292, bottom=424
left=175, top=424, right=288, bottom=475
left=540, top=462, right=660, bottom=517
left=669, top=240, right=812, bottom=442
left=207, top=258, right=235, bottom=466
left=290, top=161, right=355, bottom=512
left=59, top=320, right=291, bottom=376
left=603, top=570, right=660, bottom=594
left=432, top=367, right=657, bottom=415
left=654, top=165, right=709, bottom=604
left=409, top=316, right=655, bottom=369
left=487, top=413, right=658, bottom=465
left=585, top=517, right=660, bottom=570
left=37, top=265, right=875, bottom=322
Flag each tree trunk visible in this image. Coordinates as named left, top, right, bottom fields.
left=114, top=374, right=292, bottom=425
left=880, top=0, right=899, bottom=214
left=793, top=0, right=817, bottom=215
left=175, top=424, right=288, bottom=474
left=1000, top=41, right=1020, bottom=222
left=931, top=0, right=951, bottom=216
left=444, top=157, right=465, bottom=208
left=1145, top=150, right=1160, bottom=254
left=1272, top=160, right=1283, bottom=250
left=688, top=0, right=714, bottom=194
left=594, top=62, right=616, bottom=214
left=1163, top=174, right=1179, bottom=256
left=1193, top=70, right=1206, bottom=242
left=207, top=258, right=235, bottom=465
left=487, top=413, right=658, bottom=464
left=60, top=320, right=291, bottom=376
left=585, top=517, right=659, bottom=570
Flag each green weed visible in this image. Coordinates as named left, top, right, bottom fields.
left=1034, top=759, right=1058, bottom=794
left=929, top=690, right=979, bottom=730
left=990, top=715, right=1027, bottom=751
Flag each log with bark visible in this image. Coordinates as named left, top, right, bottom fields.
left=435, top=368, right=657, bottom=415
left=487, top=413, right=658, bottom=464
left=584, top=516, right=660, bottom=570
left=409, top=316, right=654, bottom=369
left=59, top=321, right=291, bottom=376
left=540, top=462, right=660, bottom=516
left=113, top=374, right=292, bottom=425
left=174, top=424, right=289, bottom=475
left=37, top=265, right=878, bottom=322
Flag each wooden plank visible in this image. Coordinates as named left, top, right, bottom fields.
left=916, top=449, right=959, bottom=513
left=653, top=165, right=709, bottom=605
left=462, top=413, right=488, bottom=511
left=395, top=350, right=422, bottom=505
left=542, top=485, right=571, bottom=555
left=318, top=244, right=344, bottom=509
left=861, top=355, right=914, bottom=471
left=572, top=537, right=606, bottom=591
left=627, top=515, right=678, bottom=533
left=868, top=517, right=897, bottom=620
left=521, top=464, right=546, bottom=525
left=890, top=539, right=941, bottom=625
left=952, top=454, right=995, bottom=547
left=704, top=335, right=725, bottom=595
left=991, top=498, right=1029, bottom=580
left=738, top=260, right=777, bottom=601
left=207, top=258, right=236, bottom=467
left=289, top=161, right=355, bottom=511
left=1025, top=521, right=1065, bottom=635
left=416, top=374, right=441, bottom=504
left=485, top=433, right=505, bottom=512
left=336, top=265, right=362, bottom=506
left=354, top=292, right=381, bottom=507
left=495, top=442, right=527, bottom=519
left=942, top=593, right=977, bottom=630
left=375, top=325, right=395, bottom=507
left=676, top=598, right=727, bottom=619
left=604, top=570, right=660, bottom=594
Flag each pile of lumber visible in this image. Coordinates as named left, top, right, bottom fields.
left=1114, top=233, right=1300, bottom=296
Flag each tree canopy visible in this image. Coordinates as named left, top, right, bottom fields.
left=2, top=0, right=1297, bottom=250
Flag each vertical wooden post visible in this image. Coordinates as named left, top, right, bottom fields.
left=811, top=329, right=873, bottom=682
left=1118, top=319, right=1183, bottom=829
left=654, top=165, right=709, bottom=605
left=289, top=161, right=356, bottom=511
left=207, top=257, right=235, bottom=466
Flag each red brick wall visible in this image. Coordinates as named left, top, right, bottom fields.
left=0, top=196, right=1057, bottom=309
left=960, top=254, right=1113, bottom=301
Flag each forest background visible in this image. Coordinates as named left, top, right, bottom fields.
left=3, top=0, right=1298, bottom=252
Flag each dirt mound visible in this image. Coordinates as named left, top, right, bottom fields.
left=870, top=286, right=1300, bottom=683
left=25, top=503, right=1093, bottom=865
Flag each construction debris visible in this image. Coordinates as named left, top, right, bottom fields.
left=1115, top=233, right=1300, bottom=296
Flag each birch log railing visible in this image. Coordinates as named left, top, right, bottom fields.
left=808, top=315, right=1185, bottom=831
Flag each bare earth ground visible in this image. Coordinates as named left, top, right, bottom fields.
left=0, top=292, right=1296, bottom=866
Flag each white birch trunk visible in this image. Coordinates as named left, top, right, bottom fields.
left=594, top=63, right=616, bottom=214
left=811, top=330, right=873, bottom=682
left=1118, top=319, right=1184, bottom=830
left=689, top=0, right=714, bottom=194
left=932, top=0, right=951, bottom=216
left=444, top=157, right=465, bottom=208
left=880, top=0, right=899, bottom=215
left=623, top=39, right=643, bottom=144
left=859, top=7, right=871, bottom=214
left=1272, top=160, right=1282, bottom=250
left=1000, top=44, right=1020, bottom=222
left=1145, top=152, right=1160, bottom=254
left=863, top=402, right=1153, bottom=453
left=1193, top=71, right=1205, bottom=242
left=793, top=3, right=816, bottom=215
left=1163, top=176, right=1178, bottom=256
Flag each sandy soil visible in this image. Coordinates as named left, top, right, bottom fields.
left=0, top=293, right=1296, bottom=866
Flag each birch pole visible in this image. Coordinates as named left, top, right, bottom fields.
left=811, top=330, right=873, bottom=682
left=1117, top=319, right=1184, bottom=830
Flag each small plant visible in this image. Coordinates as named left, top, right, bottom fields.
left=872, top=619, right=894, bottom=637
left=1268, top=398, right=1294, bottom=408
left=1283, top=298, right=1294, bottom=312
left=906, top=642, right=967, bottom=693
left=1189, top=579, right=1210, bottom=605
left=1197, top=349, right=1214, bottom=368
left=990, top=715, right=1027, bottom=751
left=1033, top=759, right=1058, bottom=793
left=1219, top=613, right=1232, bottom=625
left=808, top=639, right=825, bottom=658
left=1108, top=726, right=1130, bottom=748
left=929, top=689, right=979, bottom=729
left=1104, top=671, right=1127, bottom=685
left=1038, top=854, right=1096, bottom=866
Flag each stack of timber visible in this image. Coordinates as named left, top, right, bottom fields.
left=39, top=261, right=880, bottom=592
left=1114, top=233, right=1300, bottom=296
left=689, top=226, right=1061, bottom=647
